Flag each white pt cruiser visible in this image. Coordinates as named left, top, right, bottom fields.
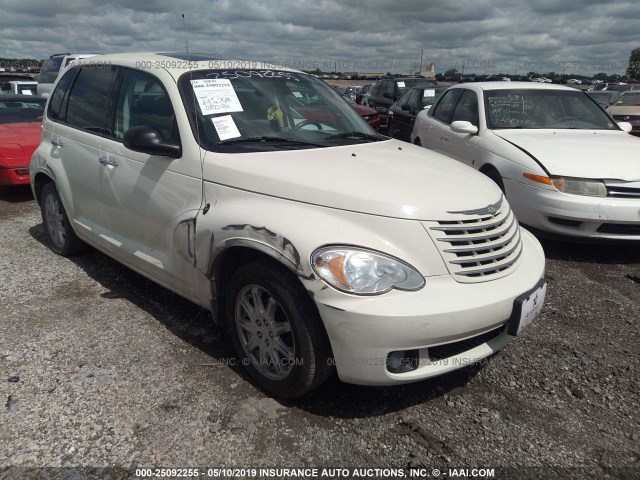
left=30, top=53, right=546, bottom=398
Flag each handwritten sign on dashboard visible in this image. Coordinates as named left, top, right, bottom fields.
left=190, top=79, right=243, bottom=115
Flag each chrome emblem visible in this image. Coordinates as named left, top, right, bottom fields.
left=448, top=196, right=503, bottom=216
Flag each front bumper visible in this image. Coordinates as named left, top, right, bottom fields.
left=505, top=179, right=640, bottom=240
left=313, top=229, right=545, bottom=385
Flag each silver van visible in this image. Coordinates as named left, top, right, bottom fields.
left=36, top=53, right=97, bottom=97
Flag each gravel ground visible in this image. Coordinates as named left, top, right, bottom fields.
left=1, top=186, right=639, bottom=480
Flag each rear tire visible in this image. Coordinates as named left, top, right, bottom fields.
left=226, top=259, right=333, bottom=398
left=40, top=183, right=87, bottom=256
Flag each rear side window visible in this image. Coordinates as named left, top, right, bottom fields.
left=65, top=66, right=118, bottom=134
left=47, top=68, right=78, bottom=120
left=38, top=56, right=65, bottom=84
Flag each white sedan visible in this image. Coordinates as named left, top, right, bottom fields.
left=411, top=82, right=640, bottom=241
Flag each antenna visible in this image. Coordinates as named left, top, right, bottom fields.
left=182, top=14, right=189, bottom=53
left=75, top=39, right=79, bottom=54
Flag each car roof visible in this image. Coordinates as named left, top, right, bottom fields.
left=446, top=81, right=579, bottom=92
left=73, top=52, right=302, bottom=75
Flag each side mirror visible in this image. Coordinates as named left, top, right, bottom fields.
left=450, top=120, right=478, bottom=135
left=123, top=125, right=181, bottom=158
left=617, top=121, right=633, bottom=133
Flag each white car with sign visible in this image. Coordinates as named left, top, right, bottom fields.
left=31, top=54, right=546, bottom=398
left=411, top=82, right=640, bottom=241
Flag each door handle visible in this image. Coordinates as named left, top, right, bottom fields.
left=51, top=138, right=63, bottom=147
left=98, top=156, right=119, bottom=167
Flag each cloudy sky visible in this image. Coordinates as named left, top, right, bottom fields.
left=1, top=0, right=639, bottom=76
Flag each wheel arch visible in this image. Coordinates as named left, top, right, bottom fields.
left=207, top=242, right=318, bottom=327
left=33, top=172, right=55, bottom=205
left=479, top=163, right=505, bottom=192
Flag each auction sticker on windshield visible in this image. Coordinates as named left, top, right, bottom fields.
left=508, top=279, right=547, bottom=336
left=190, top=79, right=243, bottom=115
left=211, top=115, right=241, bottom=141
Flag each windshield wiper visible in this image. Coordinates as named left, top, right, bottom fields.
left=218, top=136, right=324, bottom=147
left=325, top=131, right=385, bottom=141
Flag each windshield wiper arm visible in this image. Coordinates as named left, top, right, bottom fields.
left=218, top=136, right=324, bottom=146
left=326, top=131, right=384, bottom=141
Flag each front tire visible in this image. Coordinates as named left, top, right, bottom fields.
left=40, top=183, right=87, bottom=256
left=226, top=259, right=333, bottom=398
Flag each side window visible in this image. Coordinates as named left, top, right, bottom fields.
left=407, top=90, right=421, bottom=113
left=430, top=89, right=462, bottom=123
left=382, top=81, right=395, bottom=97
left=65, top=66, right=118, bottom=134
left=113, top=69, right=179, bottom=144
left=47, top=68, right=78, bottom=121
left=395, top=91, right=411, bottom=110
left=368, top=81, right=381, bottom=97
left=450, top=90, right=479, bottom=125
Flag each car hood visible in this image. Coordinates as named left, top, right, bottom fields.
left=0, top=123, right=41, bottom=159
left=204, top=139, right=502, bottom=220
left=493, top=130, right=640, bottom=181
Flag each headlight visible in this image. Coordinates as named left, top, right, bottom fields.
left=311, top=246, right=425, bottom=295
left=551, top=177, right=607, bottom=197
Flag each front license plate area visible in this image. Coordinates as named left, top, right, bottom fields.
left=507, top=278, right=547, bottom=336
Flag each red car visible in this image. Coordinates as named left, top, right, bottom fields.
left=351, top=103, right=380, bottom=130
left=0, top=95, right=45, bottom=186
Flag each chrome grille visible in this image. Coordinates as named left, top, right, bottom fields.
left=425, top=196, right=523, bottom=283
left=606, top=186, right=640, bottom=199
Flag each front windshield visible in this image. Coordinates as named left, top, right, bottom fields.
left=485, top=89, right=619, bottom=130
left=179, top=69, right=384, bottom=152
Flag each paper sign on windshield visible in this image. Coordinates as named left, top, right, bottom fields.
left=397, top=81, right=406, bottom=87
left=424, top=89, right=435, bottom=97
left=212, top=115, right=241, bottom=141
left=190, top=79, right=243, bottom=115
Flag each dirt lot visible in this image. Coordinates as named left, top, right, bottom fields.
left=1, top=186, right=639, bottom=480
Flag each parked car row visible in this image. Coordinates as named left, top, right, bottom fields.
left=1, top=80, right=38, bottom=95
left=362, top=77, right=439, bottom=128
left=25, top=52, right=547, bottom=399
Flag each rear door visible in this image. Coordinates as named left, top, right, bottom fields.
left=421, top=88, right=462, bottom=154
left=46, top=65, right=120, bottom=249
